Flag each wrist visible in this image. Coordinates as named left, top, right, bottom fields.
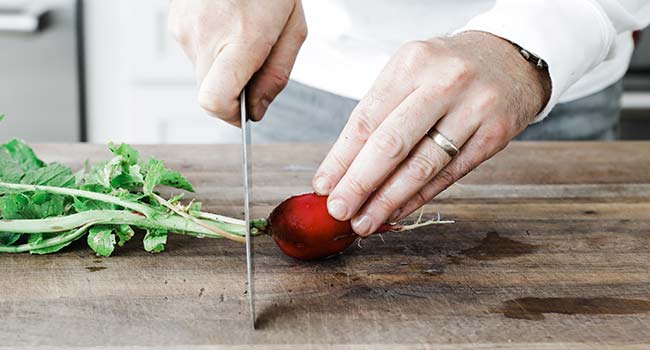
left=509, top=41, right=552, bottom=115
left=447, top=31, right=552, bottom=119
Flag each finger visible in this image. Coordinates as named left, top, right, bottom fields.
left=351, top=109, right=480, bottom=236
left=248, top=1, right=307, bottom=121
left=196, top=40, right=273, bottom=125
left=396, top=124, right=509, bottom=220
left=326, top=87, right=453, bottom=222
left=311, top=53, right=417, bottom=196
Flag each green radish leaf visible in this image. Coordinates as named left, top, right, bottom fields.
left=115, top=224, right=134, bottom=247
left=0, top=114, right=4, bottom=122
left=141, top=158, right=194, bottom=193
left=1, top=162, right=74, bottom=221
left=112, top=188, right=147, bottom=203
left=107, top=143, right=144, bottom=191
left=129, top=164, right=144, bottom=181
left=28, top=233, right=43, bottom=244
left=0, top=139, right=46, bottom=183
left=80, top=156, right=123, bottom=190
left=21, top=163, right=76, bottom=187
left=72, top=196, right=117, bottom=212
left=189, top=201, right=202, bottom=217
left=87, top=226, right=116, bottom=257
left=27, top=233, right=45, bottom=247
left=31, top=240, right=72, bottom=254
left=168, top=193, right=184, bottom=204
left=110, top=164, right=144, bottom=191
left=0, top=193, right=29, bottom=219
left=28, top=231, right=77, bottom=254
left=142, top=159, right=165, bottom=194
left=0, top=154, right=25, bottom=183
left=0, top=232, right=20, bottom=246
left=1, top=139, right=45, bottom=172
left=109, top=142, right=140, bottom=166
left=2, top=193, right=66, bottom=220
left=159, top=169, right=194, bottom=192
left=28, top=191, right=68, bottom=218
left=143, top=229, right=167, bottom=253
left=30, top=243, right=71, bottom=254
left=11, top=162, right=76, bottom=219
left=74, top=183, right=144, bottom=212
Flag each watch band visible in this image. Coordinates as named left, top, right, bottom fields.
left=512, top=43, right=548, bottom=70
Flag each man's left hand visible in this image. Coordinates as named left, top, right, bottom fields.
left=312, top=31, right=551, bottom=236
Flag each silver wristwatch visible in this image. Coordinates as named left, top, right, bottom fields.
left=512, top=43, right=548, bottom=70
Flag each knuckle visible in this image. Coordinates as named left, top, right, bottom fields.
left=446, top=57, right=475, bottom=83
left=426, top=37, right=447, bottom=49
left=346, top=176, right=372, bottom=197
left=406, top=153, right=437, bottom=182
left=493, top=120, right=512, bottom=142
left=474, top=88, right=501, bottom=112
left=433, top=57, right=475, bottom=95
left=198, top=92, right=235, bottom=120
left=262, top=68, right=290, bottom=92
left=348, top=108, right=376, bottom=143
left=295, top=22, right=309, bottom=43
left=374, top=191, right=399, bottom=213
left=399, top=40, right=436, bottom=78
left=414, top=188, right=430, bottom=205
left=401, top=40, right=436, bottom=62
left=481, top=120, right=511, bottom=146
left=197, top=92, right=220, bottom=115
left=435, top=167, right=458, bottom=189
left=329, top=151, right=350, bottom=173
left=371, top=128, right=406, bottom=159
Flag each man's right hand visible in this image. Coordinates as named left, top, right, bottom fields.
left=168, top=0, right=307, bottom=125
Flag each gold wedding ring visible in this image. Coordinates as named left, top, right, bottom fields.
left=428, top=129, right=459, bottom=157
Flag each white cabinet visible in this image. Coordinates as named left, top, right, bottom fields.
left=84, top=0, right=240, bottom=144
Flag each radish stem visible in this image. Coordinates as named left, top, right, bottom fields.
left=0, top=222, right=98, bottom=253
left=0, top=182, right=154, bottom=217
left=151, top=193, right=247, bottom=243
left=0, top=210, right=259, bottom=239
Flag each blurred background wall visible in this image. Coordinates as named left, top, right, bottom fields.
left=1, top=0, right=650, bottom=143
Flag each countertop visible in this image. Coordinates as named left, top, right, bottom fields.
left=1, top=142, right=650, bottom=349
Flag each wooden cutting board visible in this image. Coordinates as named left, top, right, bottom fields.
left=1, top=142, right=650, bottom=349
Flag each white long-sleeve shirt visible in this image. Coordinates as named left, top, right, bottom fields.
left=291, top=0, right=650, bottom=120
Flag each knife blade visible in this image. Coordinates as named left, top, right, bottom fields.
left=240, top=90, right=255, bottom=329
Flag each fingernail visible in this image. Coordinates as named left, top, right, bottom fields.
left=352, top=215, right=372, bottom=236
left=328, top=199, right=348, bottom=220
left=313, top=176, right=331, bottom=195
left=388, top=208, right=402, bottom=223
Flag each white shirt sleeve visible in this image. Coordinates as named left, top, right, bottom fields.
left=456, top=0, right=650, bottom=121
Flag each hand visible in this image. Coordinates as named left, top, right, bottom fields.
left=312, top=31, right=551, bottom=236
left=168, top=0, right=307, bottom=124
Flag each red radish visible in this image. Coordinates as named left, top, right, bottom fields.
left=257, top=193, right=452, bottom=260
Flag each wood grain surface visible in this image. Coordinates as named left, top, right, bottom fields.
left=1, top=141, right=650, bottom=349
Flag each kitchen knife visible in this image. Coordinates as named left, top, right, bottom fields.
left=240, top=90, right=255, bottom=329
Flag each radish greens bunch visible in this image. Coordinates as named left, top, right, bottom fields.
left=0, top=134, right=254, bottom=256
